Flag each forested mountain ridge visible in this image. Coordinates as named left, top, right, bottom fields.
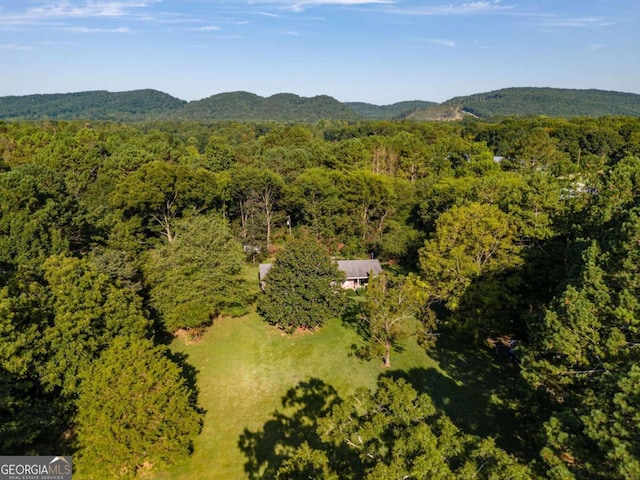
left=0, top=89, right=187, bottom=121
left=176, top=91, right=361, bottom=122
left=345, top=100, right=436, bottom=119
left=408, top=87, right=640, bottom=120
left=0, top=90, right=363, bottom=122
left=2, top=87, right=640, bottom=122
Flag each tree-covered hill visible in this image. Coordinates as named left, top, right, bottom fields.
left=0, top=89, right=187, bottom=121
left=408, top=87, right=640, bottom=120
left=2, top=87, right=640, bottom=122
left=345, top=100, right=436, bottom=119
left=177, top=91, right=361, bottom=122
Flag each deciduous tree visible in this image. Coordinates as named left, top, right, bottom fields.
left=419, top=202, right=521, bottom=311
left=144, top=213, right=250, bottom=333
left=278, top=378, right=531, bottom=479
left=229, top=166, right=284, bottom=250
left=356, top=272, right=432, bottom=367
left=113, top=160, right=220, bottom=243
left=257, top=235, right=345, bottom=332
left=0, top=164, right=76, bottom=279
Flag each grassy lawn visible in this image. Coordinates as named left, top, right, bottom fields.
left=156, top=308, right=524, bottom=479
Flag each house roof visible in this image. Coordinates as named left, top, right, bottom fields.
left=259, top=259, right=382, bottom=281
left=337, top=259, right=382, bottom=280
left=259, top=263, right=272, bottom=281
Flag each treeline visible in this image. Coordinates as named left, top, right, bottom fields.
left=0, top=90, right=434, bottom=123
left=0, top=89, right=187, bottom=122
left=1, top=115, right=639, bottom=478
left=4, top=87, right=640, bottom=123
left=411, top=87, right=640, bottom=119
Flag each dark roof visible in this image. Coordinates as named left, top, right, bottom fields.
left=258, top=259, right=382, bottom=281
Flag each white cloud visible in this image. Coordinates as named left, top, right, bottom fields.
left=426, top=38, right=456, bottom=48
left=263, top=28, right=300, bottom=35
left=254, top=11, right=281, bottom=18
left=0, top=43, right=34, bottom=51
left=28, top=1, right=160, bottom=19
left=63, top=26, right=132, bottom=33
left=384, top=1, right=515, bottom=16
left=539, top=16, right=615, bottom=28
left=257, top=0, right=395, bottom=4
left=0, top=1, right=160, bottom=25
left=193, top=25, right=221, bottom=31
left=291, top=0, right=395, bottom=6
left=248, top=0, right=395, bottom=13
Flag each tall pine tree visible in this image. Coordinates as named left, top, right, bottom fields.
left=75, top=336, right=202, bottom=477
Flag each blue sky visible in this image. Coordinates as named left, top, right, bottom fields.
left=1, top=1, right=639, bottom=104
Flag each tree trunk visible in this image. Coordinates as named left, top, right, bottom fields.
left=262, top=186, right=275, bottom=251
left=157, top=193, right=178, bottom=242
left=151, top=209, right=175, bottom=243
left=384, top=340, right=391, bottom=368
left=239, top=200, right=249, bottom=242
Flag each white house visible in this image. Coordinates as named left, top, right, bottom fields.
left=259, top=259, right=383, bottom=290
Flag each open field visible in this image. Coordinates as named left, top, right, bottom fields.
left=156, top=309, right=523, bottom=479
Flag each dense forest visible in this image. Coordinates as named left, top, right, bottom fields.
left=409, top=88, right=640, bottom=120
left=2, top=87, right=640, bottom=122
left=1, top=114, right=639, bottom=478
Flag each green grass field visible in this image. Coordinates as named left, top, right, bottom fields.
left=156, top=308, right=524, bottom=479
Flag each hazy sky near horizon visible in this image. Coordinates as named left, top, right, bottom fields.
left=1, top=0, right=638, bottom=104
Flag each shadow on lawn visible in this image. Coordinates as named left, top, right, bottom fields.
left=382, top=336, right=529, bottom=459
left=238, top=378, right=341, bottom=480
left=340, top=296, right=365, bottom=337
left=166, top=350, right=207, bottom=423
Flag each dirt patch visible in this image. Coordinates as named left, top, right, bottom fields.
left=265, top=323, right=319, bottom=337
left=174, top=326, right=208, bottom=344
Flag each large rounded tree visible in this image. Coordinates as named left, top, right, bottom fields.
left=144, top=213, right=251, bottom=333
left=257, top=236, right=345, bottom=332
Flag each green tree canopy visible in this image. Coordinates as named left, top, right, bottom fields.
left=38, top=255, right=150, bottom=397
left=356, top=272, right=434, bottom=367
left=278, top=377, right=531, bottom=479
left=113, top=160, right=220, bottom=243
left=202, top=135, right=236, bottom=171
left=287, top=168, right=345, bottom=243
left=144, top=213, right=251, bottom=333
left=582, top=364, right=640, bottom=479
left=257, top=235, right=345, bottom=332
left=229, top=166, right=284, bottom=250
left=522, top=206, right=640, bottom=479
left=75, top=335, right=202, bottom=478
left=0, top=286, right=60, bottom=454
left=0, top=163, right=77, bottom=279
left=419, top=202, right=522, bottom=311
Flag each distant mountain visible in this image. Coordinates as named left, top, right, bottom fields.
left=345, top=100, right=436, bottom=120
left=177, top=91, right=361, bottom=122
left=408, top=87, right=640, bottom=120
left=1, top=87, right=639, bottom=122
left=0, top=89, right=186, bottom=121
